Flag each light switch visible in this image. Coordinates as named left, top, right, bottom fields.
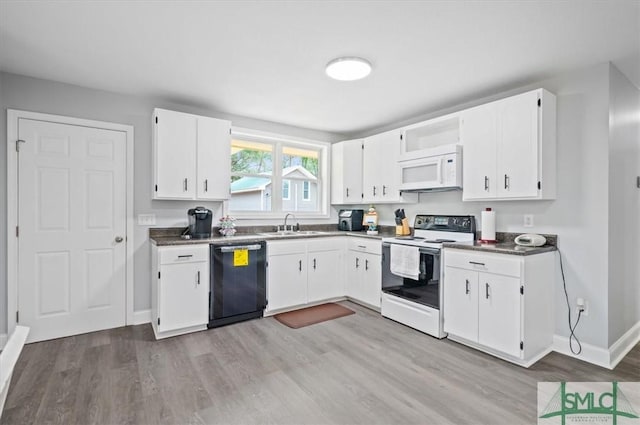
left=138, top=214, right=156, bottom=226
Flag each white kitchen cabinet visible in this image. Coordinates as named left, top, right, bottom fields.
left=153, top=108, right=231, bottom=200
left=346, top=238, right=382, bottom=308
left=443, top=248, right=555, bottom=367
left=400, top=112, right=461, bottom=161
left=151, top=244, right=209, bottom=339
left=461, top=89, right=556, bottom=201
left=266, top=238, right=345, bottom=313
left=331, top=139, right=364, bottom=204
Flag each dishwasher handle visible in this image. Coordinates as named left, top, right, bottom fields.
left=217, top=244, right=263, bottom=252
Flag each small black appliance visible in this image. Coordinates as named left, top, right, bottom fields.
left=338, top=209, right=364, bottom=231
left=187, top=207, right=213, bottom=239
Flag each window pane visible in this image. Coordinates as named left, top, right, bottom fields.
left=282, top=180, right=290, bottom=200
left=282, top=146, right=319, bottom=177
left=230, top=139, right=274, bottom=211
left=303, top=181, right=310, bottom=201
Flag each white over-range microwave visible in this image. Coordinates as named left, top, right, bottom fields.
left=397, top=144, right=462, bottom=191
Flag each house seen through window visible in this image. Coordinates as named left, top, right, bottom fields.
left=229, top=134, right=325, bottom=215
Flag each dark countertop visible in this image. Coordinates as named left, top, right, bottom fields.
left=150, top=226, right=396, bottom=246
left=442, top=240, right=557, bottom=256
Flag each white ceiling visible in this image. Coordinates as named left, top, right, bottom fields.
left=1, top=1, right=638, bottom=136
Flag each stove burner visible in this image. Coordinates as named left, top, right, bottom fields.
left=424, top=239, right=456, bottom=243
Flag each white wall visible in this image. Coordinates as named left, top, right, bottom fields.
left=0, top=72, right=344, bottom=335
left=347, top=63, right=613, bottom=349
left=608, top=64, right=640, bottom=345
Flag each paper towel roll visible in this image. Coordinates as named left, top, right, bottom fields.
left=481, top=208, right=496, bottom=241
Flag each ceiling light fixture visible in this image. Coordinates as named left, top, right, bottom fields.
left=325, top=57, right=372, bottom=81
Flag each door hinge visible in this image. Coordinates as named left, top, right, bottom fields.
left=537, top=181, right=541, bottom=190
left=520, top=341, right=524, bottom=350
left=16, top=226, right=19, bottom=237
left=158, top=271, right=161, bottom=279
left=155, top=116, right=158, bottom=124
left=16, top=311, right=19, bottom=323
left=520, top=286, right=524, bottom=295
left=16, top=139, right=26, bottom=152
left=537, top=99, right=541, bottom=107
left=157, top=318, right=160, bottom=326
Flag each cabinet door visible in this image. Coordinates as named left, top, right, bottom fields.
left=307, top=250, right=343, bottom=303
left=361, top=253, right=381, bottom=307
left=497, top=91, right=539, bottom=198
left=267, top=253, right=307, bottom=311
left=345, top=251, right=362, bottom=300
left=158, top=261, right=209, bottom=332
left=443, top=266, right=479, bottom=342
left=461, top=103, right=498, bottom=200
left=478, top=272, right=521, bottom=357
left=153, top=109, right=197, bottom=199
left=196, top=116, right=231, bottom=200
left=362, top=133, right=385, bottom=203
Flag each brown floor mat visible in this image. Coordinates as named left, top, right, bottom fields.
left=274, top=303, right=355, bottom=329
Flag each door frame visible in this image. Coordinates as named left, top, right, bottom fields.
left=6, top=109, right=135, bottom=338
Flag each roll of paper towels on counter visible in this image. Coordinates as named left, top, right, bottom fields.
left=480, top=208, right=496, bottom=242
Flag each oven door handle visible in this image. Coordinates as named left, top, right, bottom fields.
left=418, top=247, right=441, bottom=255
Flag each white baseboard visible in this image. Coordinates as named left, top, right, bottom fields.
left=609, top=321, right=640, bottom=369
left=552, top=335, right=611, bottom=369
left=0, top=334, right=7, bottom=351
left=132, top=309, right=151, bottom=325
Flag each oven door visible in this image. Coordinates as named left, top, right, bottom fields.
left=381, top=243, right=441, bottom=309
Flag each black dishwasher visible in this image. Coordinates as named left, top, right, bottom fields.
left=209, top=241, right=267, bottom=328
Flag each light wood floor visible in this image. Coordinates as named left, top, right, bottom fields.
left=2, top=301, right=639, bottom=425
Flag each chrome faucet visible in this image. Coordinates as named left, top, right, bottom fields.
left=283, top=213, right=297, bottom=232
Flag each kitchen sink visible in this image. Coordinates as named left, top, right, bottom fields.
left=256, top=230, right=328, bottom=237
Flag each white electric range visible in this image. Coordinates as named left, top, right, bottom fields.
left=381, top=215, right=476, bottom=338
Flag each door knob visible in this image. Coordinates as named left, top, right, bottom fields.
left=115, top=236, right=124, bottom=243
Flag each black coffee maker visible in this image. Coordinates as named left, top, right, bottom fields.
left=187, top=207, right=213, bottom=239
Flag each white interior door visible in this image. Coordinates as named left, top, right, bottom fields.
left=17, top=118, right=127, bottom=343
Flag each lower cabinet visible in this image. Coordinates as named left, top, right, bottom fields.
left=443, top=248, right=555, bottom=367
left=266, top=238, right=345, bottom=313
left=151, top=244, right=210, bottom=339
left=346, top=238, right=382, bottom=308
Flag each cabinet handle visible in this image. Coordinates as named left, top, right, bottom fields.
left=205, top=179, right=208, bottom=192
left=504, top=174, right=509, bottom=189
left=485, top=283, right=490, bottom=299
left=383, top=185, right=387, bottom=196
left=469, top=261, right=485, bottom=266
left=178, top=255, right=193, bottom=258
left=346, top=188, right=349, bottom=197
left=183, top=178, right=188, bottom=192
left=484, top=176, right=489, bottom=191
left=299, top=260, right=302, bottom=271
left=313, top=258, right=317, bottom=270
left=465, top=279, right=470, bottom=294
left=197, top=270, right=200, bottom=285
left=365, top=259, right=369, bottom=270
left=357, top=245, right=366, bottom=249
left=373, top=186, right=377, bottom=196
left=355, top=257, right=360, bottom=268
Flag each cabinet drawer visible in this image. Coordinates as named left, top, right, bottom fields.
left=347, top=237, right=382, bottom=255
left=159, top=245, right=209, bottom=265
left=267, top=240, right=307, bottom=256
left=444, top=249, right=521, bottom=278
left=307, top=237, right=345, bottom=252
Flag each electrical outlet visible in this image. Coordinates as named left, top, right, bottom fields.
left=576, top=298, right=589, bottom=316
left=523, top=214, right=534, bottom=227
left=138, top=214, right=156, bottom=226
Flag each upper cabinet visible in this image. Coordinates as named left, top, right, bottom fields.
left=331, top=139, right=364, bottom=204
left=153, top=108, right=231, bottom=200
left=400, top=112, right=461, bottom=161
left=461, top=89, right=556, bottom=201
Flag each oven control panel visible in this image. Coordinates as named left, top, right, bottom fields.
left=414, top=215, right=476, bottom=234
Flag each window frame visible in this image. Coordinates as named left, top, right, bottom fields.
left=227, top=127, right=330, bottom=219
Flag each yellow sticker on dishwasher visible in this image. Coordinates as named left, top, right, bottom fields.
left=233, top=249, right=249, bottom=266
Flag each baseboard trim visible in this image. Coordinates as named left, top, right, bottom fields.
left=132, top=309, right=151, bottom=325
left=609, top=321, right=640, bottom=369
left=0, top=334, right=7, bottom=351
left=552, top=335, right=611, bottom=369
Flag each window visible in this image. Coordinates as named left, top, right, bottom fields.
left=282, top=180, right=291, bottom=200
left=303, top=181, right=310, bottom=201
left=229, top=129, right=329, bottom=217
